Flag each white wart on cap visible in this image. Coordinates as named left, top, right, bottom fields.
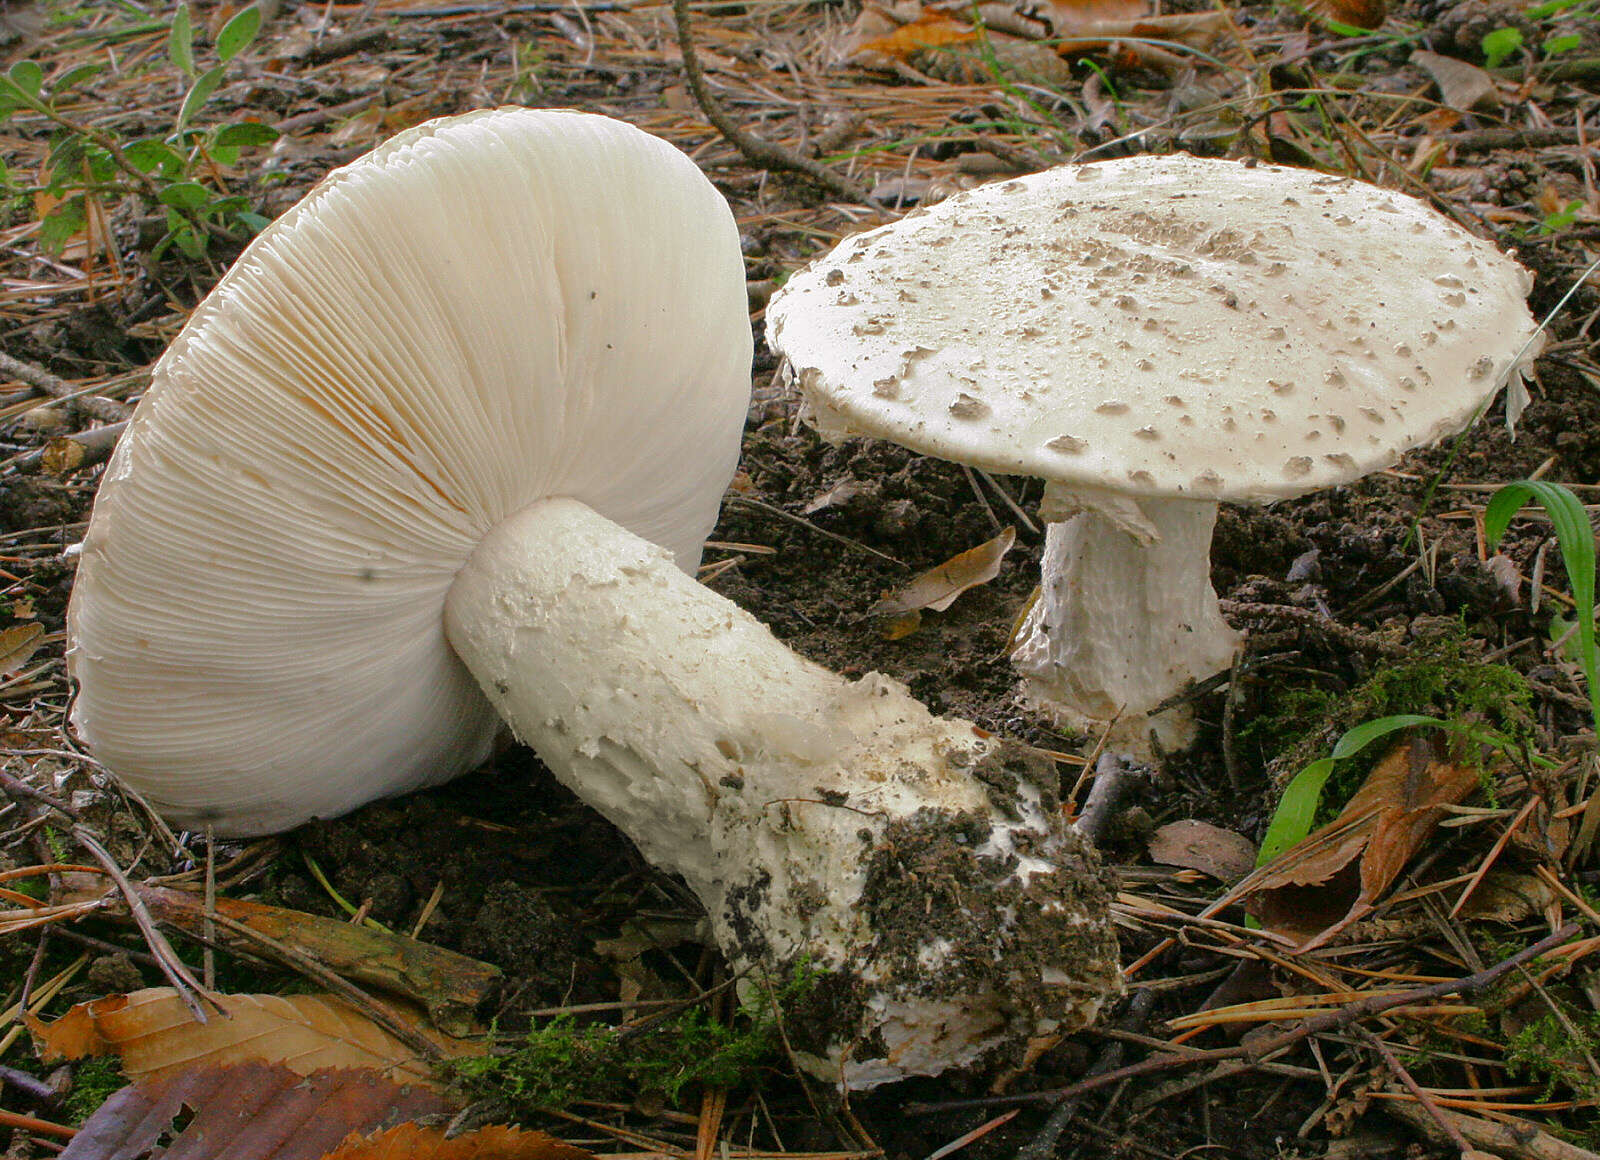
left=68, top=108, right=1121, bottom=1086
left=767, top=153, right=1544, bottom=750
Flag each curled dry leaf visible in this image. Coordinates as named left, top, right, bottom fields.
left=871, top=526, right=1015, bottom=617
left=1147, top=820, right=1256, bottom=882
left=1411, top=49, right=1500, bottom=112
left=33, top=988, right=475, bottom=1085
left=0, top=622, right=45, bottom=674
left=1245, top=732, right=1481, bottom=943
left=322, top=1123, right=595, bottom=1160
left=59, top=1060, right=450, bottom=1160
left=1302, top=0, right=1387, bottom=29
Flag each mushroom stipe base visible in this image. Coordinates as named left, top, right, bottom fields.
left=443, top=496, right=1122, bottom=1086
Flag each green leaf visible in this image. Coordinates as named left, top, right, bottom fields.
left=1481, top=26, right=1524, bottom=68
left=1486, top=480, right=1599, bottom=733
left=1257, top=714, right=1448, bottom=866
left=234, top=210, right=271, bottom=233
left=157, top=180, right=212, bottom=210
left=213, top=120, right=279, bottom=148
left=168, top=3, right=195, bottom=77
left=123, top=137, right=186, bottom=174
left=175, top=65, right=223, bottom=134
left=1544, top=33, right=1583, bottom=56
left=38, top=197, right=87, bottom=255
left=8, top=61, right=44, bottom=98
left=215, top=5, right=262, bottom=62
left=173, top=224, right=208, bottom=258
left=52, top=63, right=103, bottom=95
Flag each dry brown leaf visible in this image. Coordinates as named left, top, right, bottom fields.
left=59, top=1060, right=451, bottom=1160
left=323, top=1123, right=595, bottom=1160
left=1148, top=820, right=1256, bottom=882
left=1246, top=733, right=1481, bottom=942
left=1457, top=870, right=1559, bottom=925
left=1302, top=0, right=1387, bottom=29
left=1037, top=0, right=1146, bottom=33
left=33, top=988, right=473, bottom=1084
left=0, top=623, right=44, bottom=674
left=1412, top=49, right=1500, bottom=112
left=135, top=885, right=499, bottom=1037
left=857, top=10, right=975, bottom=64
left=872, top=526, right=1015, bottom=617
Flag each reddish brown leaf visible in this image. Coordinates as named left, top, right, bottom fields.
left=322, top=1123, right=595, bottom=1160
left=1303, top=0, right=1387, bottom=29
left=858, top=11, right=976, bottom=62
left=1246, top=733, right=1481, bottom=942
left=1147, top=820, right=1256, bottom=882
left=57, top=1061, right=449, bottom=1160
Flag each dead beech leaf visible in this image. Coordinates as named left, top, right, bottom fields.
left=1302, top=0, right=1387, bottom=29
left=872, top=526, right=1016, bottom=618
left=33, top=988, right=473, bottom=1084
left=1246, top=732, right=1480, bottom=942
left=1039, top=0, right=1146, bottom=33
left=0, top=622, right=44, bottom=674
left=1412, top=49, right=1500, bottom=112
left=323, top=1123, right=595, bottom=1160
left=1148, top=820, right=1256, bottom=882
left=857, top=10, right=975, bottom=63
left=60, top=1060, right=451, bottom=1160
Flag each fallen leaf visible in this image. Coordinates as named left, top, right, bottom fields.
left=1457, top=870, right=1559, bottom=925
left=135, top=885, right=499, bottom=1037
left=33, top=988, right=474, bottom=1084
left=857, top=9, right=975, bottom=64
left=59, top=1061, right=450, bottom=1160
left=0, top=623, right=44, bottom=674
left=1412, top=49, right=1500, bottom=112
left=1245, top=732, right=1481, bottom=943
left=1037, top=0, right=1146, bottom=32
left=1302, top=0, right=1387, bottom=29
left=323, top=1123, right=595, bottom=1160
left=872, top=526, right=1015, bottom=617
left=1148, top=820, right=1256, bottom=882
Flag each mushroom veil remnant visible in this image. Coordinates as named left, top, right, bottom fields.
left=67, top=108, right=1120, bottom=1087
left=766, top=154, right=1545, bottom=752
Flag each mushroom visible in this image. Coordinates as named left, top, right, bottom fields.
left=765, top=154, right=1545, bottom=752
left=66, top=108, right=1120, bottom=1087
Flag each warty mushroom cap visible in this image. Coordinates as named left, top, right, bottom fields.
left=66, top=107, right=753, bottom=836
left=765, top=153, right=1545, bottom=505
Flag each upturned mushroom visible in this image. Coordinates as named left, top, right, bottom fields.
left=766, top=154, right=1544, bottom=752
left=66, top=108, right=1120, bottom=1087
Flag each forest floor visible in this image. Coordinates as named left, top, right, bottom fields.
left=3, top=0, right=1600, bottom=1157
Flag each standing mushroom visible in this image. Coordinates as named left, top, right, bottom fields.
left=766, top=154, right=1545, bottom=752
left=67, top=108, right=1120, bottom=1087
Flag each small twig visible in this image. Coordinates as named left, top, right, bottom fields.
left=0, top=352, right=130, bottom=422
left=908, top=924, right=1580, bottom=1114
left=723, top=495, right=907, bottom=568
left=1357, top=1026, right=1471, bottom=1154
left=668, top=0, right=868, bottom=203
left=72, top=828, right=214, bottom=1022
left=1075, top=752, right=1134, bottom=845
left=199, top=908, right=452, bottom=1063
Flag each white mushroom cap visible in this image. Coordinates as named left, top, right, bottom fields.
left=766, top=153, right=1544, bottom=503
left=67, top=108, right=752, bottom=835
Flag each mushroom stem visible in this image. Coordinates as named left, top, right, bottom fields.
left=1012, top=496, right=1240, bottom=754
left=444, top=497, right=1121, bottom=1088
